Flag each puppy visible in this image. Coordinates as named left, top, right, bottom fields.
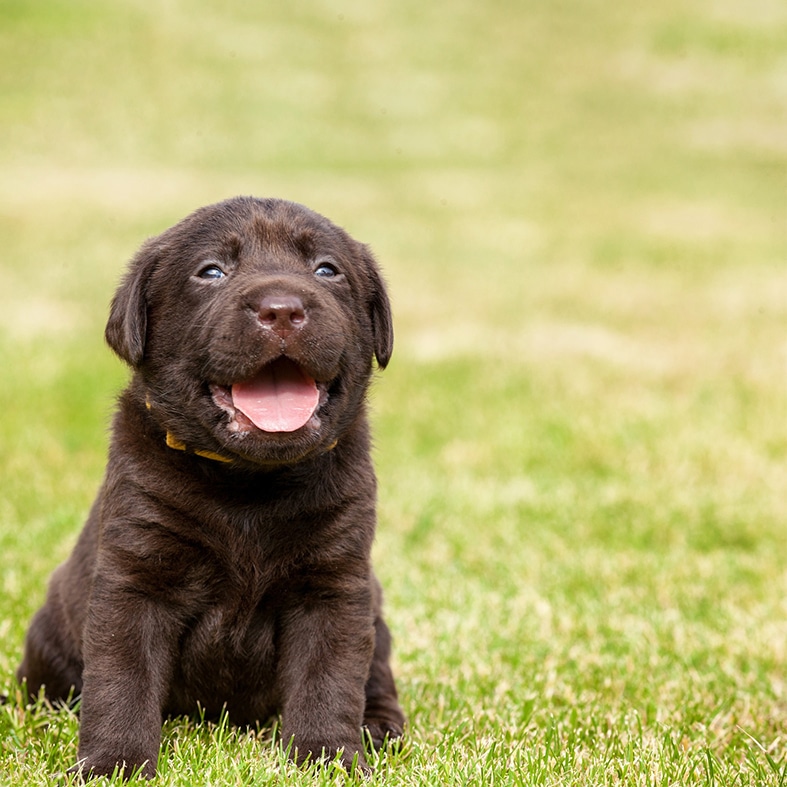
left=17, top=197, right=405, bottom=777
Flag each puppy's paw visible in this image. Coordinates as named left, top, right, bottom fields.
left=362, top=717, right=404, bottom=751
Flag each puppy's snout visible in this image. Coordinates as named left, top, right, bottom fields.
left=258, top=294, right=307, bottom=338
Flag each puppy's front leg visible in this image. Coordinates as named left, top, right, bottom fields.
left=74, top=576, right=177, bottom=779
left=279, top=587, right=376, bottom=772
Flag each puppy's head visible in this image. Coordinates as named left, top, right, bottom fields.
left=106, top=197, right=393, bottom=466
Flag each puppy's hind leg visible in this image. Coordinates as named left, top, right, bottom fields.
left=17, top=600, right=83, bottom=705
left=363, top=614, right=405, bottom=749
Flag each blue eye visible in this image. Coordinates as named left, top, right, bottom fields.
left=314, top=262, right=339, bottom=279
left=198, top=264, right=226, bottom=280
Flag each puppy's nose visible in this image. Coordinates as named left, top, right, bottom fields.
left=258, top=294, right=307, bottom=338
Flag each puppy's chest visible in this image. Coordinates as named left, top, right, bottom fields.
left=178, top=567, right=281, bottom=668
left=145, top=492, right=334, bottom=660
left=186, top=592, right=272, bottom=654
left=169, top=584, right=282, bottom=717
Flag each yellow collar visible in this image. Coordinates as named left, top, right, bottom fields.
left=165, top=431, right=233, bottom=463
left=166, top=433, right=337, bottom=462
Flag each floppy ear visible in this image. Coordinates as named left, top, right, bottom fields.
left=104, top=238, right=160, bottom=367
left=360, top=245, right=394, bottom=369
left=371, top=283, right=394, bottom=369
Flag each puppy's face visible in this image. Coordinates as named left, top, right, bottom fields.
left=106, top=198, right=393, bottom=465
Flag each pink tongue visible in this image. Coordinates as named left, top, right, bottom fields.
left=231, top=358, right=320, bottom=433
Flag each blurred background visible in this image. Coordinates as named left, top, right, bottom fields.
left=3, top=0, right=783, bottom=352
left=1, top=0, right=787, bottom=779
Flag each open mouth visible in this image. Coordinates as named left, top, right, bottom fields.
left=210, top=357, right=323, bottom=434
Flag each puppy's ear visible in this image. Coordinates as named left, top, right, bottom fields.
left=105, top=239, right=160, bottom=367
left=371, top=284, right=394, bottom=370
left=360, top=245, right=394, bottom=369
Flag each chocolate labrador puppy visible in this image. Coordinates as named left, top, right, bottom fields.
left=16, top=197, right=405, bottom=778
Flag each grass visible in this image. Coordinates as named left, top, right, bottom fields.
left=1, top=0, right=787, bottom=783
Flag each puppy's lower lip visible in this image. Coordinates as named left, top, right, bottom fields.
left=209, top=383, right=234, bottom=411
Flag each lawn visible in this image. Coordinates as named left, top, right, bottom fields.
left=1, top=0, right=787, bottom=784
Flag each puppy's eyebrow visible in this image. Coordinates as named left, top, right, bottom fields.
left=290, top=230, right=316, bottom=258
left=224, top=233, right=243, bottom=260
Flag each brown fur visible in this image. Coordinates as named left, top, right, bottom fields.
left=16, top=197, right=404, bottom=778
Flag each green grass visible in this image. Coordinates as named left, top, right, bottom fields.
left=2, top=0, right=787, bottom=784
